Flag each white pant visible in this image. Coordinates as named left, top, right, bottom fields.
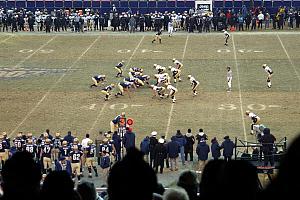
left=227, top=77, right=232, bottom=88
left=168, top=27, right=173, bottom=35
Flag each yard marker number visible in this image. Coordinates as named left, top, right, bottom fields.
left=218, top=103, right=280, bottom=111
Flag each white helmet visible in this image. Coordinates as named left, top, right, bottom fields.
left=188, top=75, right=192, bottom=79
left=151, top=131, right=157, bottom=136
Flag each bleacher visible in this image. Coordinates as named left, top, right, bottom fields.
left=0, top=0, right=196, bottom=14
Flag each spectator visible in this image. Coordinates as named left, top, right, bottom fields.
left=1, top=151, right=42, bottom=200
left=149, top=131, right=159, bottom=168
left=41, top=171, right=80, bottom=200
left=184, top=128, right=195, bottom=162
left=123, top=127, right=136, bottom=152
left=154, top=138, right=167, bottom=174
left=140, top=136, right=150, bottom=162
left=45, top=129, right=53, bottom=140
left=167, top=136, right=180, bottom=171
left=81, top=133, right=92, bottom=148
left=257, top=11, right=264, bottom=29
left=220, top=135, right=235, bottom=161
left=196, top=128, right=207, bottom=144
left=107, top=148, right=158, bottom=200
left=210, top=137, right=221, bottom=160
left=77, top=181, right=103, bottom=200
left=196, top=139, right=210, bottom=173
left=177, top=170, right=200, bottom=200
left=63, top=131, right=74, bottom=144
left=175, top=130, right=186, bottom=165
left=259, top=128, right=276, bottom=166
left=112, top=131, right=122, bottom=161
left=163, top=187, right=189, bottom=200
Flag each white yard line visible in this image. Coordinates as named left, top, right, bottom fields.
left=9, top=35, right=101, bottom=137
left=87, top=36, right=145, bottom=134
left=276, top=34, right=300, bottom=81
left=231, top=35, right=248, bottom=141
left=123, top=35, right=145, bottom=71
left=0, top=35, right=14, bottom=44
left=13, top=35, right=57, bottom=69
left=165, top=35, right=189, bottom=139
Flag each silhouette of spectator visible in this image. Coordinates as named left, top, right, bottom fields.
left=123, top=127, right=136, bottom=152
left=154, top=138, right=167, bottom=174
left=64, top=131, right=74, bottom=144
left=199, top=160, right=226, bottom=200
left=140, top=136, right=150, bottom=162
left=149, top=131, right=159, bottom=168
left=259, top=128, right=276, bottom=166
left=0, top=151, right=42, bottom=200
left=177, top=170, right=200, bottom=200
left=163, top=187, right=189, bottom=200
left=210, top=137, right=221, bottom=160
left=196, top=139, right=210, bottom=173
left=258, top=134, right=300, bottom=200
left=167, top=136, right=180, bottom=171
left=175, top=130, right=186, bottom=165
left=107, top=148, right=158, bottom=200
left=220, top=135, right=235, bottom=161
left=77, top=181, right=103, bottom=200
left=41, top=171, right=80, bottom=200
left=55, top=156, right=72, bottom=176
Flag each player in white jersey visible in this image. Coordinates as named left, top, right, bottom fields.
left=168, top=66, right=181, bottom=83
left=188, top=75, right=199, bottom=96
left=168, top=21, right=174, bottom=37
left=245, top=111, right=261, bottom=135
left=172, top=58, right=183, bottom=70
left=223, top=29, right=230, bottom=46
left=226, top=66, right=233, bottom=92
left=154, top=64, right=166, bottom=74
left=262, top=64, right=273, bottom=88
left=166, top=84, right=178, bottom=103
left=155, top=73, right=170, bottom=86
left=150, top=85, right=166, bottom=99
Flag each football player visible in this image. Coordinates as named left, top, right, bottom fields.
left=152, top=29, right=162, bottom=44
left=223, top=29, right=230, bottom=46
left=169, top=66, right=181, bottom=83
left=172, top=58, right=183, bottom=70
left=150, top=84, right=166, bottom=99
left=110, top=112, right=126, bottom=133
left=136, top=75, right=151, bottom=85
left=155, top=73, right=170, bottom=86
left=115, top=81, right=135, bottom=97
left=52, top=132, right=62, bottom=162
left=124, top=77, right=144, bottom=87
left=13, top=132, right=25, bottom=152
left=69, top=145, right=83, bottom=183
left=262, top=64, right=273, bottom=88
left=101, top=84, right=115, bottom=101
left=41, top=138, right=53, bottom=175
left=0, top=134, right=9, bottom=166
left=115, top=60, right=125, bottom=77
left=166, top=84, right=178, bottom=103
left=245, top=111, right=261, bottom=135
left=24, top=138, right=37, bottom=160
left=59, top=140, right=71, bottom=159
left=129, top=67, right=143, bottom=78
left=85, top=140, right=98, bottom=178
left=90, top=75, right=106, bottom=88
left=154, top=64, right=166, bottom=74
left=226, top=66, right=233, bottom=92
left=188, top=75, right=200, bottom=96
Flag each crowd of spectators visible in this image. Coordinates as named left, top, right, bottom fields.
left=0, top=5, right=300, bottom=33
left=0, top=132, right=299, bottom=200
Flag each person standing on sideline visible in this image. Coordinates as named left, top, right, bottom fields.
left=123, top=127, right=136, bottom=152
left=149, top=131, right=158, bottom=168
left=140, top=136, right=150, bottom=163
left=154, top=138, right=167, bottom=174
left=211, top=137, right=221, bottom=160
left=220, top=135, right=235, bottom=161
left=196, top=139, right=210, bottom=173
left=167, top=136, right=180, bottom=171
left=196, top=129, right=208, bottom=144
left=184, top=129, right=195, bottom=162
left=110, top=112, right=126, bottom=133
left=226, top=66, right=233, bottom=92
left=168, top=20, right=174, bottom=36
left=259, top=128, right=276, bottom=166
left=175, top=130, right=187, bottom=165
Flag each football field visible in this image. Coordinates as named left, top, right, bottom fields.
left=0, top=31, right=299, bottom=146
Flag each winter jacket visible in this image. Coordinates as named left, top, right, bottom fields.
left=220, top=138, right=235, bottom=157
left=196, top=142, right=210, bottom=161
left=211, top=140, right=221, bottom=159
left=140, top=137, right=150, bottom=155
left=123, top=131, right=136, bottom=150
left=167, top=136, right=180, bottom=158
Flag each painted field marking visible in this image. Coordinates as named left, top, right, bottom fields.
left=277, top=34, right=300, bottom=81
left=88, top=36, right=145, bottom=134
left=13, top=36, right=57, bottom=69
left=131, top=104, right=143, bottom=107
left=9, top=35, right=101, bottom=137
left=217, top=49, right=264, bottom=53
left=18, top=49, right=54, bottom=54
left=81, top=104, right=97, bottom=110
left=218, top=103, right=280, bottom=111
left=231, top=35, right=248, bottom=141
left=0, top=35, right=14, bottom=44
left=165, top=35, right=189, bottom=139
left=268, top=105, right=281, bottom=108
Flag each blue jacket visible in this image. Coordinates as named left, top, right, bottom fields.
left=100, top=155, right=110, bottom=169
left=211, top=140, right=221, bottom=159
left=55, top=160, right=72, bottom=176
left=63, top=134, right=74, bottom=144
left=167, top=136, right=180, bottom=158
left=140, top=137, right=150, bottom=155
left=196, top=142, right=210, bottom=161
left=221, top=138, right=235, bottom=157
left=112, top=133, right=122, bottom=151
left=123, top=131, right=136, bottom=149
left=175, top=135, right=186, bottom=148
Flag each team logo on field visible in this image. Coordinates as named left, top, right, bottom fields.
left=0, top=67, right=80, bottom=79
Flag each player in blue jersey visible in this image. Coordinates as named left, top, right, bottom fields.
left=115, top=60, right=125, bottom=77
left=85, top=140, right=98, bottom=178
left=90, top=75, right=106, bottom=88
left=101, top=84, right=115, bottom=101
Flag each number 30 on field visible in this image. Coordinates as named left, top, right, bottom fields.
left=218, top=103, right=271, bottom=111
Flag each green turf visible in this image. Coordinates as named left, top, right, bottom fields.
left=0, top=32, right=299, bottom=145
